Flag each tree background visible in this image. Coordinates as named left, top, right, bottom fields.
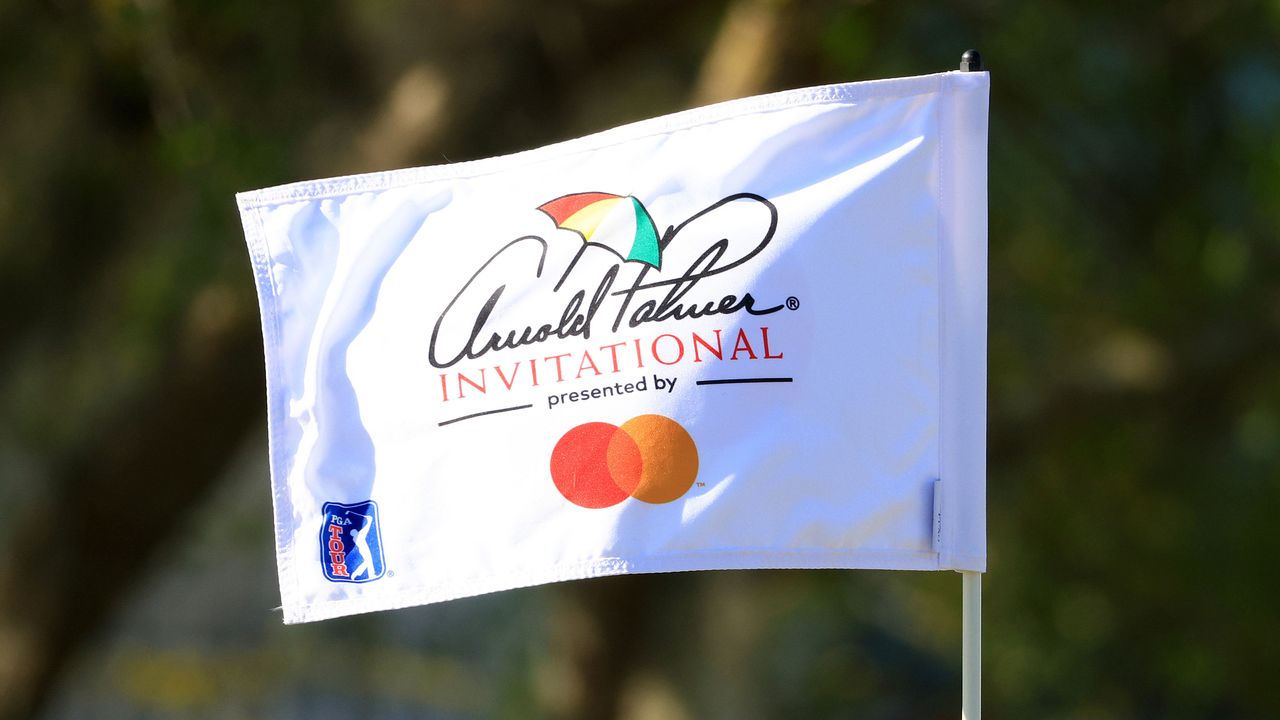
left=1, top=1, right=1277, bottom=718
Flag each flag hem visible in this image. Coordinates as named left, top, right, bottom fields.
left=236, top=71, right=964, bottom=210
left=238, top=204, right=305, bottom=614
left=280, top=548, right=968, bottom=624
left=937, top=71, right=989, bottom=572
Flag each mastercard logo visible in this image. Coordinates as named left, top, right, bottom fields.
left=550, top=415, right=699, bottom=509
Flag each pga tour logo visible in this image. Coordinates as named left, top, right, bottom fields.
left=319, top=501, right=386, bottom=583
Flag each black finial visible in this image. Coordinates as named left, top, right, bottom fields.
left=960, top=49, right=983, bottom=72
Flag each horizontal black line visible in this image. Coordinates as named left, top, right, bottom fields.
left=696, top=377, right=793, bottom=386
left=438, top=404, right=533, bottom=427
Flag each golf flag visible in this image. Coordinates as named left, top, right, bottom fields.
left=238, top=70, right=988, bottom=624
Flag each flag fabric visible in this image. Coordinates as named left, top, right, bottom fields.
left=237, top=70, right=988, bottom=624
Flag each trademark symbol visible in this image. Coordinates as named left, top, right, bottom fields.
left=786, top=296, right=800, bottom=311
left=696, top=482, right=706, bottom=488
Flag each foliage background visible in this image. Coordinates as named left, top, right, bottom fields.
left=1, top=1, right=1277, bottom=718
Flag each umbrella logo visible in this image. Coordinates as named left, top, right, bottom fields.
left=538, top=192, right=663, bottom=289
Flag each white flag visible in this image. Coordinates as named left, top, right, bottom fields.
left=237, top=70, right=988, bottom=624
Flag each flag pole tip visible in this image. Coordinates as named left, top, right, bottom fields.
left=960, top=49, right=983, bottom=72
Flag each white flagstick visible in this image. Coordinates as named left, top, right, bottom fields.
left=962, top=571, right=981, bottom=719
left=956, top=47, right=985, bottom=720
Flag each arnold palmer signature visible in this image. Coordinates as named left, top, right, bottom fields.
left=428, top=193, right=785, bottom=370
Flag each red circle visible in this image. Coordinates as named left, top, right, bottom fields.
left=549, top=422, right=633, bottom=508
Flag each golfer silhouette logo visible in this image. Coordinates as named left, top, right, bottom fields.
left=319, top=501, right=387, bottom=583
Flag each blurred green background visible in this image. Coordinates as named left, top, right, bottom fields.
left=1, top=1, right=1277, bottom=718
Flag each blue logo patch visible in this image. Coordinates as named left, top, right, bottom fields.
left=320, top=501, right=386, bottom=583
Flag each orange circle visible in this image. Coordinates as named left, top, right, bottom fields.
left=611, top=414, right=699, bottom=504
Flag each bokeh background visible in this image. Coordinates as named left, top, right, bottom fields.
left=2, top=1, right=1278, bottom=718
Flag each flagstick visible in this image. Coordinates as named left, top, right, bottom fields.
left=961, top=571, right=981, bottom=719
left=956, top=48, right=984, bottom=720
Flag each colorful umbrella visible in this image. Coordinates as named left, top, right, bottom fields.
left=537, top=192, right=662, bottom=268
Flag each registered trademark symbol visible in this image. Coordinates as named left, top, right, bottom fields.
left=786, top=296, right=800, bottom=311
left=388, top=571, right=395, bottom=577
